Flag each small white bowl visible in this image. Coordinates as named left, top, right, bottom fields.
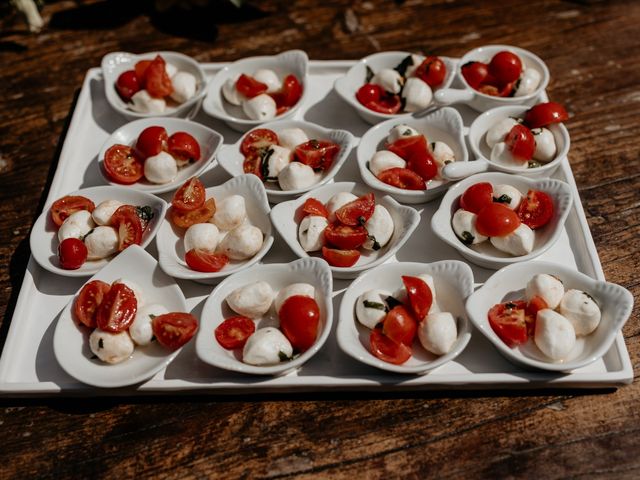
left=338, top=261, right=473, bottom=374
left=30, top=186, right=167, bottom=277
left=53, top=245, right=189, bottom=388
left=202, top=50, right=309, bottom=132
left=441, top=105, right=570, bottom=181
left=466, top=261, right=633, bottom=372
left=195, top=257, right=333, bottom=376
left=98, top=117, right=223, bottom=194
left=357, top=107, right=468, bottom=204
left=334, top=51, right=456, bottom=125
left=270, top=182, right=420, bottom=279
left=435, top=45, right=550, bottom=112
left=217, top=119, right=354, bottom=203
left=101, top=51, right=207, bottom=119
left=155, top=174, right=274, bottom=284
left=430, top=172, right=573, bottom=270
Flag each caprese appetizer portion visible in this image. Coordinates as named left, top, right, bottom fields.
left=452, top=182, right=554, bottom=256
left=75, top=278, right=197, bottom=364
left=357, top=274, right=458, bottom=365
left=356, top=54, right=447, bottom=114
left=368, top=123, right=456, bottom=190
left=240, top=128, right=340, bottom=191
left=461, top=50, right=541, bottom=98
left=486, top=102, right=569, bottom=169
left=51, top=195, right=154, bottom=270
left=214, top=281, right=321, bottom=366
left=115, top=55, right=198, bottom=113
left=103, top=125, right=201, bottom=185
left=489, top=273, right=602, bottom=361
left=169, top=177, right=264, bottom=273
left=297, top=192, right=394, bottom=268
left=221, top=70, right=303, bottom=121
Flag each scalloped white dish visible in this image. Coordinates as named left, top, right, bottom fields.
left=466, top=261, right=633, bottom=372
left=196, top=257, right=333, bottom=375
left=217, top=119, right=354, bottom=203
left=155, top=174, right=274, bottom=283
left=29, top=185, right=167, bottom=277
left=52, top=246, right=189, bottom=388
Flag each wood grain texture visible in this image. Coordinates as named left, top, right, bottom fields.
left=1, top=0, right=639, bottom=478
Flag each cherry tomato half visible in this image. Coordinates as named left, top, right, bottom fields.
left=134, top=60, right=152, bottom=86
left=243, top=152, right=264, bottom=180
left=524, top=102, right=569, bottom=129
left=475, top=203, right=521, bottom=237
left=240, top=129, right=279, bottom=156
left=103, top=144, right=144, bottom=185
left=115, top=70, right=140, bottom=101
left=377, top=168, right=426, bottom=190
left=369, top=328, right=412, bottom=365
left=294, top=140, right=340, bottom=171
left=110, top=205, right=143, bottom=251
left=488, top=51, right=522, bottom=84
left=58, top=238, right=88, bottom=270
left=270, top=74, right=303, bottom=108
left=235, top=74, right=268, bottom=98
left=278, top=295, right=321, bottom=352
left=401, top=276, right=433, bottom=321
left=135, top=126, right=168, bottom=159
left=505, top=124, right=535, bottom=162
left=185, top=249, right=229, bottom=272
left=152, top=312, right=198, bottom=351
left=74, top=280, right=111, bottom=328
left=96, top=282, right=138, bottom=333
left=461, top=61, right=489, bottom=89
left=382, top=305, right=418, bottom=346
left=335, top=193, right=375, bottom=226
left=50, top=195, right=95, bottom=227
left=145, top=55, right=173, bottom=98
left=215, top=316, right=256, bottom=350
left=321, top=247, right=360, bottom=267
left=387, top=135, right=429, bottom=161
left=167, top=131, right=200, bottom=163
left=488, top=300, right=528, bottom=347
left=366, top=93, right=402, bottom=115
left=517, top=189, right=554, bottom=229
left=415, top=56, right=447, bottom=88
left=356, top=83, right=383, bottom=105
left=525, top=295, right=548, bottom=337
left=170, top=198, right=216, bottom=229
left=459, top=182, right=493, bottom=214
left=172, top=177, right=206, bottom=212
left=323, top=223, right=368, bottom=250
left=301, top=198, right=329, bottom=218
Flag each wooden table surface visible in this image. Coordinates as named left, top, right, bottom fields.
left=1, top=0, right=639, bottom=477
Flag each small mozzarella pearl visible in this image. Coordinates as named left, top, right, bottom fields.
left=278, top=162, right=317, bottom=191
left=170, top=71, right=197, bottom=104
left=402, top=77, right=433, bottom=112
left=490, top=142, right=527, bottom=169
left=452, top=209, right=487, bottom=245
left=242, top=94, right=277, bottom=121
left=212, top=195, right=246, bottom=231
left=184, top=223, right=220, bottom=252
left=130, top=304, right=168, bottom=346
left=275, top=283, right=315, bottom=313
left=534, top=309, right=576, bottom=361
left=144, top=151, right=178, bottom=184
left=371, top=68, right=403, bottom=94
left=492, top=184, right=522, bottom=210
left=486, top=117, right=520, bottom=149
left=326, top=192, right=357, bottom=222
left=404, top=54, right=424, bottom=78
left=559, top=289, right=601, bottom=336
left=525, top=273, right=565, bottom=310
left=431, top=141, right=455, bottom=171
left=84, top=226, right=118, bottom=260
left=165, top=63, right=178, bottom=78
left=514, top=68, right=542, bottom=97
left=490, top=223, right=535, bottom=256
left=266, top=145, right=292, bottom=179
left=242, top=327, right=293, bottom=366
left=278, top=128, right=309, bottom=150
left=226, top=281, right=275, bottom=319
left=363, top=204, right=394, bottom=250
left=369, top=150, right=406, bottom=177
left=222, top=76, right=244, bottom=105
left=418, top=311, right=457, bottom=356
left=387, top=124, right=420, bottom=144
left=298, top=215, right=328, bottom=252
left=252, top=69, right=282, bottom=93
left=356, top=289, right=392, bottom=329
left=89, top=329, right=134, bottom=364
left=217, top=225, right=263, bottom=260
left=130, top=90, right=166, bottom=113
left=58, top=210, right=95, bottom=242
left=532, top=127, right=557, bottom=162
left=92, top=200, right=124, bottom=226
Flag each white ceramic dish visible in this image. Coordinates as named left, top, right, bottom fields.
left=196, top=257, right=333, bottom=375
left=202, top=50, right=309, bottom=132
left=29, top=185, right=167, bottom=277
left=334, top=51, right=456, bottom=124
left=338, top=261, right=473, bottom=374
left=356, top=107, right=468, bottom=204
left=52, top=245, right=190, bottom=388
left=431, top=172, right=573, bottom=269
left=155, top=174, right=274, bottom=283
left=466, top=261, right=633, bottom=372
left=217, top=119, right=355, bottom=203
left=442, top=105, right=570, bottom=181
left=97, top=117, right=223, bottom=194
left=101, top=51, right=207, bottom=119
left=435, top=45, right=550, bottom=112
left=270, top=182, right=420, bottom=279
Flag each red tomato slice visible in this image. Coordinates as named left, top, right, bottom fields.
left=145, top=55, right=173, bottom=98
left=103, top=144, right=144, bottom=185
left=335, top=193, right=375, bottom=226
left=378, top=168, right=426, bottom=190
left=235, top=74, right=268, bottom=98
left=240, top=129, right=279, bottom=156
left=488, top=51, right=522, bottom=84
left=525, top=295, right=548, bottom=337
left=58, top=238, right=88, bottom=270
left=356, top=83, right=383, bottom=105
left=517, top=189, right=554, bottom=229
left=364, top=93, right=402, bottom=114
left=294, top=140, right=340, bottom=171
left=115, top=70, right=140, bottom=101
left=488, top=301, right=528, bottom=347
left=505, top=124, right=535, bottom=162
left=369, top=328, right=412, bottom=365
left=172, top=177, right=206, bottom=212
left=271, top=74, right=303, bottom=108
left=301, top=198, right=329, bottom=218
left=476, top=203, right=521, bottom=237
left=387, top=135, right=429, bottom=161
left=96, top=283, right=138, bottom=333
left=152, top=312, right=198, bottom=351
left=524, top=102, right=569, bottom=129
left=215, top=316, right=256, bottom=350
left=415, top=56, right=447, bottom=88
left=50, top=195, right=95, bottom=227
left=185, top=249, right=229, bottom=272
left=169, top=198, right=216, bottom=229
left=135, top=126, right=168, bottom=159
left=459, top=182, right=493, bottom=214
left=134, top=60, right=152, bottom=86
left=242, top=152, right=264, bottom=180
left=278, top=295, right=321, bottom=352
left=74, top=280, right=110, bottom=328
left=406, top=152, right=438, bottom=182
left=323, top=223, right=368, bottom=250
left=382, top=305, right=418, bottom=346
left=168, top=131, right=201, bottom=163
left=461, top=61, right=489, bottom=89
left=110, top=205, right=143, bottom=251
left=401, top=276, right=433, bottom=321
left=321, top=247, right=360, bottom=267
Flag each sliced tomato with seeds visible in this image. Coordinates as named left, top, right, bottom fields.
left=505, top=124, right=535, bottom=162
left=488, top=300, right=528, bottom=348
left=524, top=102, right=569, bottom=129
left=170, top=198, right=216, bottom=229
left=185, top=249, right=229, bottom=272
left=242, top=152, right=264, bottom=180
left=152, top=312, right=198, bottom=350
left=401, top=276, right=433, bottom=320
left=323, top=223, right=368, bottom=250
left=294, top=140, right=340, bottom=171
left=74, top=280, right=110, bottom=328
left=271, top=74, right=303, bottom=108
left=278, top=295, right=320, bottom=352
left=145, top=55, right=173, bottom=98
left=459, top=182, right=493, bottom=214
left=475, top=203, right=521, bottom=237
left=387, top=135, right=429, bottom=161
left=377, top=168, right=426, bottom=190
left=103, top=144, right=144, bottom=185
left=134, top=60, right=152, bottom=86
left=96, top=283, right=138, bottom=333
left=168, top=131, right=201, bottom=163
left=172, top=177, right=206, bottom=212
left=235, top=74, right=268, bottom=98
left=321, top=247, right=360, bottom=267
left=110, top=205, right=143, bottom=251
left=517, top=189, right=554, bottom=229
left=50, top=195, right=96, bottom=227
left=301, top=198, right=328, bottom=218
left=369, top=328, right=412, bottom=365
left=240, top=129, right=279, bottom=156
left=415, top=56, right=447, bottom=88
left=215, top=316, right=256, bottom=350
left=135, top=126, right=168, bottom=159
left=382, top=305, right=418, bottom=346
left=335, top=193, right=375, bottom=226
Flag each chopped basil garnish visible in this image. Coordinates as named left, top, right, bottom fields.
left=528, top=160, right=541, bottom=169
left=149, top=314, right=157, bottom=320
left=460, top=231, right=474, bottom=245
left=505, top=302, right=518, bottom=310
left=494, top=194, right=512, bottom=204
left=310, top=139, right=320, bottom=149
left=90, top=354, right=98, bottom=360
left=394, top=55, right=414, bottom=78
left=431, top=142, right=436, bottom=151
left=357, top=215, right=366, bottom=226
left=363, top=300, right=386, bottom=311
left=278, top=351, right=291, bottom=362
left=531, top=128, right=543, bottom=136
left=98, top=338, right=104, bottom=349
left=80, top=229, right=94, bottom=241
left=367, top=234, right=381, bottom=251
left=151, top=336, right=156, bottom=342
left=583, top=291, right=596, bottom=303
left=365, top=65, right=374, bottom=83
left=136, top=205, right=154, bottom=223
left=385, top=295, right=402, bottom=310
left=403, top=128, right=413, bottom=136
left=260, top=147, right=274, bottom=179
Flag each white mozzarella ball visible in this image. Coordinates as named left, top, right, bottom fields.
left=212, top=195, right=246, bottom=231
left=144, top=151, right=178, bottom=184
left=490, top=142, right=527, bottom=169
left=278, top=128, right=309, bottom=150
left=514, top=68, right=542, bottom=97
left=184, top=223, right=220, bottom=253
left=525, top=273, right=565, bottom=310
left=84, top=226, right=119, bottom=260
left=298, top=215, right=328, bottom=252
left=402, top=77, right=433, bottom=112
left=432, top=141, right=455, bottom=170
left=559, top=289, right=601, bottom=336
left=252, top=68, right=282, bottom=93
left=57, top=210, right=95, bottom=242
left=356, top=289, right=392, bottom=329
left=490, top=223, right=535, bottom=256
left=170, top=71, right=197, bottom=104
left=226, top=281, right=275, bottom=319
left=404, top=54, right=425, bottom=78
left=242, top=327, right=293, bottom=366
left=371, top=68, right=403, bottom=94
left=278, top=162, right=317, bottom=191
left=92, top=200, right=124, bottom=226
left=492, top=184, right=523, bottom=210
left=486, top=117, right=520, bottom=149
left=363, top=204, right=394, bottom=250
left=89, top=329, right=134, bottom=364
left=532, top=127, right=557, bottom=162
left=418, top=312, right=457, bottom=356
left=113, top=278, right=145, bottom=307
left=242, top=93, right=277, bottom=121
left=387, top=124, right=420, bottom=144
left=129, top=304, right=168, bottom=346
left=266, top=145, right=292, bottom=179
left=222, top=76, right=244, bottom=105
left=130, top=90, right=166, bottom=114
left=452, top=209, right=487, bottom=245
left=534, top=309, right=576, bottom=361
left=369, top=150, right=406, bottom=177
left=165, top=63, right=178, bottom=78
left=275, top=283, right=315, bottom=313
left=217, top=225, right=263, bottom=260
left=326, top=192, right=358, bottom=222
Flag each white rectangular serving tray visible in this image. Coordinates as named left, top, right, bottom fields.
left=0, top=60, right=632, bottom=396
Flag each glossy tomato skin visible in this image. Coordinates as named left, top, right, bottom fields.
left=517, top=189, right=554, bottom=229
left=215, top=316, right=256, bottom=350
left=134, top=60, right=152, bottom=85
left=58, top=238, right=88, bottom=270
left=236, top=74, right=268, bottom=98
left=378, top=168, right=426, bottom=190
left=524, top=102, right=569, bottom=128
left=323, top=223, right=368, bottom=250
left=459, top=182, right=493, bottom=214
left=172, top=177, right=206, bottom=212
left=74, top=280, right=111, bottom=328
left=294, top=140, right=340, bottom=171
left=278, top=295, right=321, bottom=352
left=387, top=135, right=438, bottom=181
left=240, top=129, right=279, bottom=156
left=145, top=55, right=173, bottom=98
left=505, top=125, right=535, bottom=162
left=461, top=61, right=489, bottom=89
left=382, top=305, right=418, bottom=346
left=321, top=247, right=360, bottom=267
left=369, top=328, right=412, bottom=365
left=476, top=203, right=521, bottom=237
left=356, top=83, right=383, bottom=105
left=116, top=70, right=140, bottom=101
left=415, top=56, right=447, bottom=88
left=401, top=276, right=433, bottom=320
left=96, top=283, right=138, bottom=333
left=369, top=94, right=402, bottom=114
left=185, top=249, right=229, bottom=272
left=135, top=126, right=168, bottom=159
left=271, top=74, right=303, bottom=108
left=170, top=198, right=216, bottom=229
left=168, top=131, right=200, bottom=163
left=488, top=51, right=522, bottom=84
left=335, top=193, right=375, bottom=226
left=110, top=205, right=143, bottom=251
left=50, top=195, right=96, bottom=227
left=152, top=312, right=198, bottom=350
left=488, top=300, right=528, bottom=347
left=104, top=144, right=144, bottom=185
left=301, top=198, right=329, bottom=218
